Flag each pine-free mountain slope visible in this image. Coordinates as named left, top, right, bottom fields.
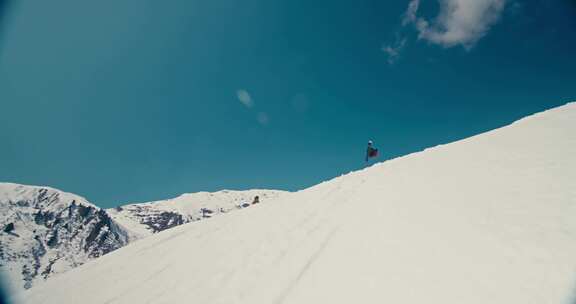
left=0, top=184, right=129, bottom=292
left=0, top=183, right=286, bottom=292
left=20, top=103, right=576, bottom=304
left=108, top=190, right=287, bottom=240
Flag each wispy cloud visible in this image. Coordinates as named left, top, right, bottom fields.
left=382, top=37, right=407, bottom=65
left=236, top=89, right=254, bottom=108
left=383, top=0, right=509, bottom=64
left=402, top=0, right=420, bottom=26
left=405, top=0, right=508, bottom=49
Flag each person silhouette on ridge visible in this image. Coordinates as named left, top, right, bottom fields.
left=365, top=140, right=379, bottom=163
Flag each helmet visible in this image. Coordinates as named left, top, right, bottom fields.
left=368, top=140, right=373, bottom=145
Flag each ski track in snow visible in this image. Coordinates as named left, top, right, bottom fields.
left=274, top=226, right=340, bottom=304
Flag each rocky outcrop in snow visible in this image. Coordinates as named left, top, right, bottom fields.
left=0, top=183, right=129, bottom=291
left=0, top=183, right=287, bottom=291
left=108, top=190, right=288, bottom=240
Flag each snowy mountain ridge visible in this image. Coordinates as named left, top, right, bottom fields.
left=17, top=102, right=576, bottom=304
left=0, top=183, right=287, bottom=292
left=109, top=189, right=287, bottom=240
left=0, top=183, right=129, bottom=291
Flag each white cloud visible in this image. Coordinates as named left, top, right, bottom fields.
left=382, top=37, right=407, bottom=65
left=405, top=0, right=507, bottom=49
left=237, top=89, right=254, bottom=108
left=402, top=0, right=420, bottom=26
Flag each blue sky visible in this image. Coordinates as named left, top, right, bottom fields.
left=0, top=0, right=574, bottom=208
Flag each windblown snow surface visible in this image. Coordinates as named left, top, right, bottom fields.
left=18, top=103, right=576, bottom=304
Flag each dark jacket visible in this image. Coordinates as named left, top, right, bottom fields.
left=366, top=144, right=374, bottom=162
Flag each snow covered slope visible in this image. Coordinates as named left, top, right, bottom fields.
left=0, top=184, right=129, bottom=292
left=108, top=190, right=287, bottom=240
left=0, top=183, right=286, bottom=292
left=19, top=103, right=576, bottom=304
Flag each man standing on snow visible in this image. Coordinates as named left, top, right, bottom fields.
left=365, top=140, right=379, bottom=163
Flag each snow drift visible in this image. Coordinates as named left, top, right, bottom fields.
left=18, top=103, right=576, bottom=304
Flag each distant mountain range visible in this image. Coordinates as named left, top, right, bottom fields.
left=0, top=183, right=287, bottom=291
